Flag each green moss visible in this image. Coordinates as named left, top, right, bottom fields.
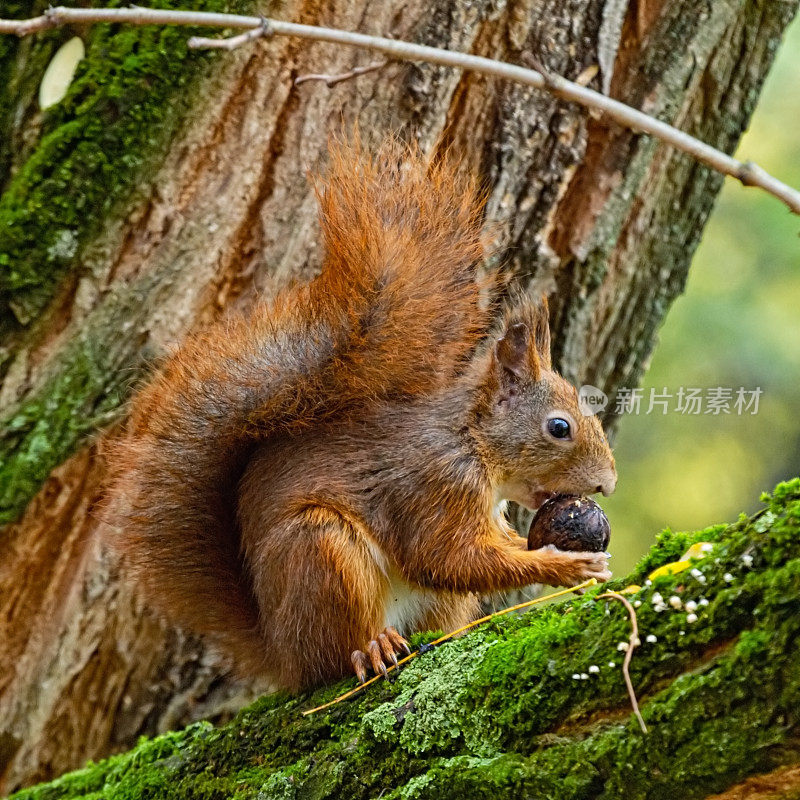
left=0, top=0, right=254, bottom=326
left=0, top=326, right=127, bottom=524
left=0, top=2, right=34, bottom=188
left=9, top=479, right=800, bottom=800
left=0, top=274, right=161, bottom=523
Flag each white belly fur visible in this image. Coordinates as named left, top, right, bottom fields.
left=365, top=538, right=437, bottom=634
left=383, top=568, right=438, bottom=634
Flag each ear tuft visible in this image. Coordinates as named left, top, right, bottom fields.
left=531, top=296, right=552, bottom=370
left=496, top=322, right=531, bottom=378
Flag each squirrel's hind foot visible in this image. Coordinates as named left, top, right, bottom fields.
left=351, top=626, right=411, bottom=683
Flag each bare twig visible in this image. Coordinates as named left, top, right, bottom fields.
left=1, top=6, right=799, bottom=214
left=187, top=18, right=272, bottom=51
left=294, top=59, right=388, bottom=88
left=301, top=579, right=597, bottom=717
left=598, top=591, right=648, bottom=734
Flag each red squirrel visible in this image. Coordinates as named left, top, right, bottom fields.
left=106, top=140, right=616, bottom=690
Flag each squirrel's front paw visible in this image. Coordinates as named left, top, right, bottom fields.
left=563, top=549, right=611, bottom=584
left=351, top=626, right=411, bottom=683
left=536, top=548, right=611, bottom=586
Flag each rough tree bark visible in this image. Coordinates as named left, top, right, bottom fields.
left=0, top=0, right=796, bottom=793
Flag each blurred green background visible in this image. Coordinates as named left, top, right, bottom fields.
left=604, top=16, right=800, bottom=577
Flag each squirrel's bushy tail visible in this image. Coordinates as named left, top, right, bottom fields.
left=105, top=139, right=490, bottom=676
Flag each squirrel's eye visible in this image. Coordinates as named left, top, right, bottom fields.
left=547, top=417, right=571, bottom=439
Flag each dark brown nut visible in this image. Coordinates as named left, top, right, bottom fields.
left=527, top=494, right=611, bottom=552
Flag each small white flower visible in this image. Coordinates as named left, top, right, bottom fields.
left=654, top=603, right=667, bottom=613
left=679, top=630, right=685, bottom=635
left=699, top=597, right=709, bottom=607
left=572, top=673, right=581, bottom=680
left=645, top=579, right=652, bottom=586
left=634, top=600, right=642, bottom=608
left=651, top=592, right=664, bottom=605
left=686, top=613, right=698, bottom=623
left=617, top=641, right=630, bottom=652
left=697, top=575, right=707, bottom=584
left=634, top=636, right=641, bottom=646
left=669, top=595, right=682, bottom=609
left=589, top=665, right=600, bottom=674
left=690, top=568, right=703, bottom=579
left=608, top=661, right=616, bottom=668
left=741, top=554, right=754, bottom=568
left=701, top=543, right=714, bottom=553
left=684, top=600, right=698, bottom=612
left=723, top=573, right=734, bottom=582
left=580, top=673, right=589, bottom=680
left=646, top=634, right=657, bottom=643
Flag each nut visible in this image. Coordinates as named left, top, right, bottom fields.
left=527, top=494, right=611, bottom=553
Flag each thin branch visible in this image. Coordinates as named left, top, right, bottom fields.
left=0, top=6, right=798, bottom=214
left=301, top=579, right=598, bottom=716
left=598, top=591, right=648, bottom=734
left=187, top=19, right=272, bottom=51
left=294, top=59, right=388, bottom=88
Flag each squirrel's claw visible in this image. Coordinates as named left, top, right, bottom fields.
left=351, top=650, right=370, bottom=684
left=367, top=640, right=389, bottom=678
left=378, top=632, right=400, bottom=667
left=384, top=625, right=412, bottom=656
left=351, top=627, right=411, bottom=683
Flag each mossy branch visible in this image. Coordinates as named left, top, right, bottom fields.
left=1, top=6, right=799, bottom=215
left=9, top=479, right=800, bottom=800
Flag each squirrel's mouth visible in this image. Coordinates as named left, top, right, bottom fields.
left=496, top=481, right=556, bottom=511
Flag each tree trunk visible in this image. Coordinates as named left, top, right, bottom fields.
left=0, top=0, right=796, bottom=792
left=8, top=480, right=800, bottom=800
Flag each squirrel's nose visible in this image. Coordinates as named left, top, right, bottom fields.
left=596, top=469, right=617, bottom=497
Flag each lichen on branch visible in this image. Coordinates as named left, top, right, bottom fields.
left=10, top=479, right=800, bottom=800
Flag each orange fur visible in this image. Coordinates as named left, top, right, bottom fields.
left=105, top=139, right=616, bottom=689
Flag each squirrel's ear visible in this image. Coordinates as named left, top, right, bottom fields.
left=496, top=322, right=541, bottom=382
left=531, top=296, right=552, bottom=371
